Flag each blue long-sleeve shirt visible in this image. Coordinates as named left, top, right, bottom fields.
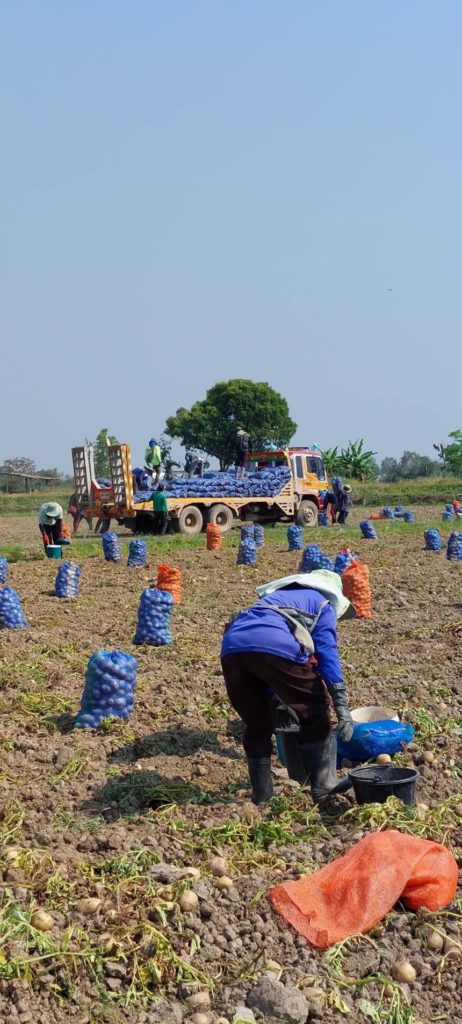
left=221, top=585, right=343, bottom=686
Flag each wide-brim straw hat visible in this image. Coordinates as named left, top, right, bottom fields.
left=256, top=569, right=355, bottom=620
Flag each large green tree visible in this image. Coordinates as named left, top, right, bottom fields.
left=166, top=380, right=297, bottom=469
left=434, top=430, right=462, bottom=475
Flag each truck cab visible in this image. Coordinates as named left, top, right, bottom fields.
left=251, top=447, right=327, bottom=526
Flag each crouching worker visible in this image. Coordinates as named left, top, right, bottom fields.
left=38, top=501, right=65, bottom=549
left=221, top=569, right=355, bottom=806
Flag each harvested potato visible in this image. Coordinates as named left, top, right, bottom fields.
left=209, top=855, right=228, bottom=877
left=31, top=909, right=54, bottom=932
left=392, top=960, right=416, bottom=984
left=179, top=890, right=199, bottom=912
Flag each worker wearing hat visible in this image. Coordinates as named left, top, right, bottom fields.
left=38, top=501, right=65, bottom=549
left=221, top=570, right=355, bottom=805
left=145, top=438, right=162, bottom=484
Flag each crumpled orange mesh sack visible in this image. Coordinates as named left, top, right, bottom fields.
left=60, top=523, right=71, bottom=540
left=269, top=831, right=458, bottom=948
left=157, top=564, right=182, bottom=604
left=342, top=559, right=372, bottom=618
left=206, top=524, right=221, bottom=550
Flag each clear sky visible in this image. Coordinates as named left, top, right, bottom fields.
left=1, top=1, right=461, bottom=473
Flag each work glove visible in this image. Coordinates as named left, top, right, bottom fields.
left=326, top=685, right=354, bottom=743
left=271, top=698, right=300, bottom=734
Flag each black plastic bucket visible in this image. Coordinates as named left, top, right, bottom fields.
left=348, top=764, right=419, bottom=806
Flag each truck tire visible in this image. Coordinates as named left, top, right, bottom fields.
left=297, top=500, right=319, bottom=527
left=178, top=505, right=203, bottom=536
left=208, top=503, right=234, bottom=533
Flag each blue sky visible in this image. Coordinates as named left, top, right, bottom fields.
left=1, top=1, right=460, bottom=472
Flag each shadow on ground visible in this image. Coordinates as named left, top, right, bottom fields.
left=109, top=726, right=241, bottom=764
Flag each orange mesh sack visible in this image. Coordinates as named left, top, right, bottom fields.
left=206, top=524, right=221, bottom=551
left=157, top=564, right=182, bottom=604
left=270, top=831, right=458, bottom=949
left=342, top=559, right=372, bottom=618
left=60, top=523, right=71, bottom=540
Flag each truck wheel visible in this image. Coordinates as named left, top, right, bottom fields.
left=297, top=500, right=319, bottom=527
left=178, top=505, right=203, bottom=535
left=209, top=503, right=234, bottom=533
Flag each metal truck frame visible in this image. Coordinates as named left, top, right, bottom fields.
left=71, top=443, right=328, bottom=534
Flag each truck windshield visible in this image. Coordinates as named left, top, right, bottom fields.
left=309, top=457, right=327, bottom=481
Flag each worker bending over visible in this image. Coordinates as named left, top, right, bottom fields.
left=38, top=502, right=65, bottom=549
left=221, top=569, right=355, bottom=805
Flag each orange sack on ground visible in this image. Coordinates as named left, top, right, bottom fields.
left=157, top=564, right=182, bottom=604
left=206, top=523, right=221, bottom=550
left=269, top=831, right=458, bottom=949
left=342, top=559, right=372, bottom=618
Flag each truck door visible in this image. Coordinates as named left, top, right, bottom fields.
left=290, top=454, right=305, bottom=495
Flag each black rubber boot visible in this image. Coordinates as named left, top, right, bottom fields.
left=298, top=732, right=351, bottom=804
left=247, top=758, right=274, bottom=805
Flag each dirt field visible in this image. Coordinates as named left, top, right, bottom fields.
left=0, top=512, right=461, bottom=1024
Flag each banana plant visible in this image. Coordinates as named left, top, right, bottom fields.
left=338, top=439, right=378, bottom=481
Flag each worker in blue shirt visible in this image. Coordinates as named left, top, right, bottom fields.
left=221, top=569, right=355, bottom=805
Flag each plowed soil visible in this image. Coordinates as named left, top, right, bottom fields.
left=0, top=512, right=461, bottom=1024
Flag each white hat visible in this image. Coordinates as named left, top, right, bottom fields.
left=256, top=569, right=354, bottom=620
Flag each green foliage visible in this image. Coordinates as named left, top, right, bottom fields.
left=322, top=447, right=340, bottom=475
left=93, top=428, right=117, bottom=477
left=434, top=430, right=462, bottom=475
left=166, top=379, right=297, bottom=469
left=337, top=440, right=379, bottom=481
left=381, top=451, right=440, bottom=482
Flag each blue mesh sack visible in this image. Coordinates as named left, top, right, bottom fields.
left=318, top=553, right=335, bottom=571
left=128, top=539, right=147, bottom=567
left=424, top=528, right=442, bottom=552
left=237, top=539, right=257, bottom=565
left=253, top=524, right=265, bottom=547
left=75, top=650, right=137, bottom=728
left=0, top=558, right=7, bottom=585
left=133, top=587, right=173, bottom=645
left=241, top=524, right=256, bottom=542
left=337, top=720, right=415, bottom=763
left=382, top=507, right=395, bottom=519
left=287, top=525, right=303, bottom=551
left=299, top=543, right=322, bottom=572
left=404, top=511, right=415, bottom=523
left=102, top=532, right=122, bottom=562
left=318, top=511, right=329, bottom=526
left=445, top=503, right=455, bottom=513
left=334, top=550, right=358, bottom=575
left=0, top=587, right=28, bottom=629
left=442, top=510, right=453, bottom=522
left=360, top=520, right=377, bottom=540
left=447, top=531, right=462, bottom=562
left=394, top=505, right=404, bottom=517
left=55, top=561, right=81, bottom=598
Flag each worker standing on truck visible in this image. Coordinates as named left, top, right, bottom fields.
left=145, top=438, right=162, bottom=484
left=150, top=482, right=168, bottom=535
left=235, top=426, right=252, bottom=478
left=221, top=569, right=355, bottom=805
left=38, top=501, right=65, bottom=549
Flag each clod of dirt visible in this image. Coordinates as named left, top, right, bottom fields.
left=209, top=855, right=228, bottom=877
left=247, top=976, right=309, bottom=1023
left=186, top=991, right=211, bottom=1011
left=31, top=909, right=54, bottom=931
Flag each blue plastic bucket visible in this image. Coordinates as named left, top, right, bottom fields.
left=46, top=545, right=62, bottom=559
